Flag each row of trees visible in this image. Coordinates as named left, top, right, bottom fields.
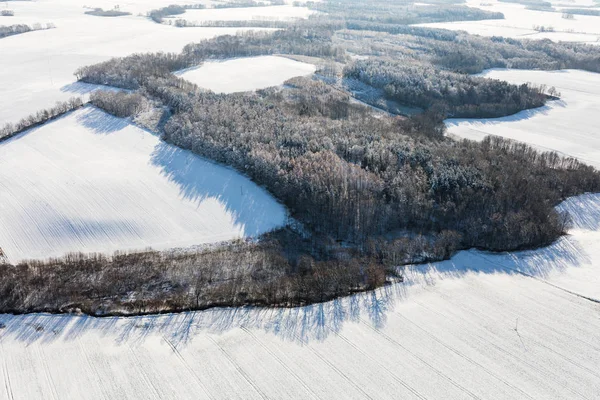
left=310, top=0, right=504, bottom=25
left=0, top=97, right=84, bottom=141
left=0, top=229, right=395, bottom=315
left=0, top=23, right=54, bottom=39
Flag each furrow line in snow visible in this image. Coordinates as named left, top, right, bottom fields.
left=206, top=335, right=269, bottom=400
left=36, top=344, right=60, bottom=400
left=357, top=318, right=483, bottom=400
left=162, top=335, right=216, bottom=400
left=413, top=299, right=594, bottom=400
left=392, top=313, right=537, bottom=400
left=239, top=327, right=321, bottom=400
left=292, top=332, right=377, bottom=400
left=319, top=325, right=429, bottom=400
left=76, top=339, right=111, bottom=400
left=477, top=252, right=600, bottom=305
left=0, top=340, right=14, bottom=400
left=125, top=344, right=162, bottom=400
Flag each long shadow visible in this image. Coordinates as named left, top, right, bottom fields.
left=0, top=199, right=594, bottom=347
left=149, top=141, right=286, bottom=237
left=76, top=106, right=129, bottom=134
left=446, top=98, right=568, bottom=128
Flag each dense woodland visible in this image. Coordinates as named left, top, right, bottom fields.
left=4, top=0, right=600, bottom=314
left=343, top=59, right=550, bottom=117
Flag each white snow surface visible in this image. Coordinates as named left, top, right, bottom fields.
left=177, top=55, right=316, bottom=93
left=0, top=0, right=277, bottom=126
left=414, top=0, right=600, bottom=44
left=0, top=106, right=286, bottom=262
left=447, top=69, right=600, bottom=167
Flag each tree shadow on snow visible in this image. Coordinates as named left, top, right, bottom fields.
left=0, top=207, right=594, bottom=347
left=149, top=142, right=286, bottom=238
left=76, top=106, right=129, bottom=134
left=446, top=99, right=568, bottom=128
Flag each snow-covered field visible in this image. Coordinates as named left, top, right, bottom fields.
left=177, top=55, right=316, bottom=93
left=447, top=69, right=600, bottom=167
left=414, top=0, right=600, bottom=44
left=0, top=0, right=276, bottom=127
left=1, top=216, right=600, bottom=399
left=0, top=106, right=286, bottom=262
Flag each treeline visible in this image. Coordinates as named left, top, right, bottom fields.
left=0, top=98, right=84, bottom=141
left=0, top=23, right=53, bottom=39
left=213, top=0, right=285, bottom=8
left=0, top=229, right=397, bottom=316
left=561, top=8, right=600, bottom=16
left=85, top=8, right=131, bottom=17
left=343, top=59, right=548, bottom=118
left=498, top=0, right=552, bottom=8
left=336, top=28, right=600, bottom=74
left=310, top=0, right=504, bottom=24
left=89, top=91, right=147, bottom=118
left=147, top=4, right=204, bottom=23
left=75, top=29, right=345, bottom=89
left=171, top=19, right=292, bottom=28
left=1, top=10, right=14, bottom=16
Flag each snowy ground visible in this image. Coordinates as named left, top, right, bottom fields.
left=1, top=216, right=600, bottom=399
left=0, top=106, right=286, bottom=262
left=176, top=55, right=316, bottom=93
left=447, top=69, right=600, bottom=167
left=414, top=0, right=600, bottom=44
left=0, top=0, right=277, bottom=127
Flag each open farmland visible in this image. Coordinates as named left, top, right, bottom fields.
left=446, top=69, right=600, bottom=167
left=176, top=55, right=316, bottom=93
left=1, top=197, right=600, bottom=399
left=0, top=0, right=276, bottom=126
left=0, top=106, right=286, bottom=262
left=415, top=0, right=600, bottom=44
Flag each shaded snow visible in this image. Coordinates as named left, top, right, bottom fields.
left=176, top=55, right=316, bottom=93
left=0, top=106, right=286, bottom=262
left=446, top=69, right=600, bottom=167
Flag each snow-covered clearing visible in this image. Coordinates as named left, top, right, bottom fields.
left=414, top=0, right=600, bottom=44
left=447, top=69, right=600, bottom=167
left=0, top=106, right=286, bottom=262
left=177, top=55, right=316, bottom=93
left=0, top=0, right=278, bottom=126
